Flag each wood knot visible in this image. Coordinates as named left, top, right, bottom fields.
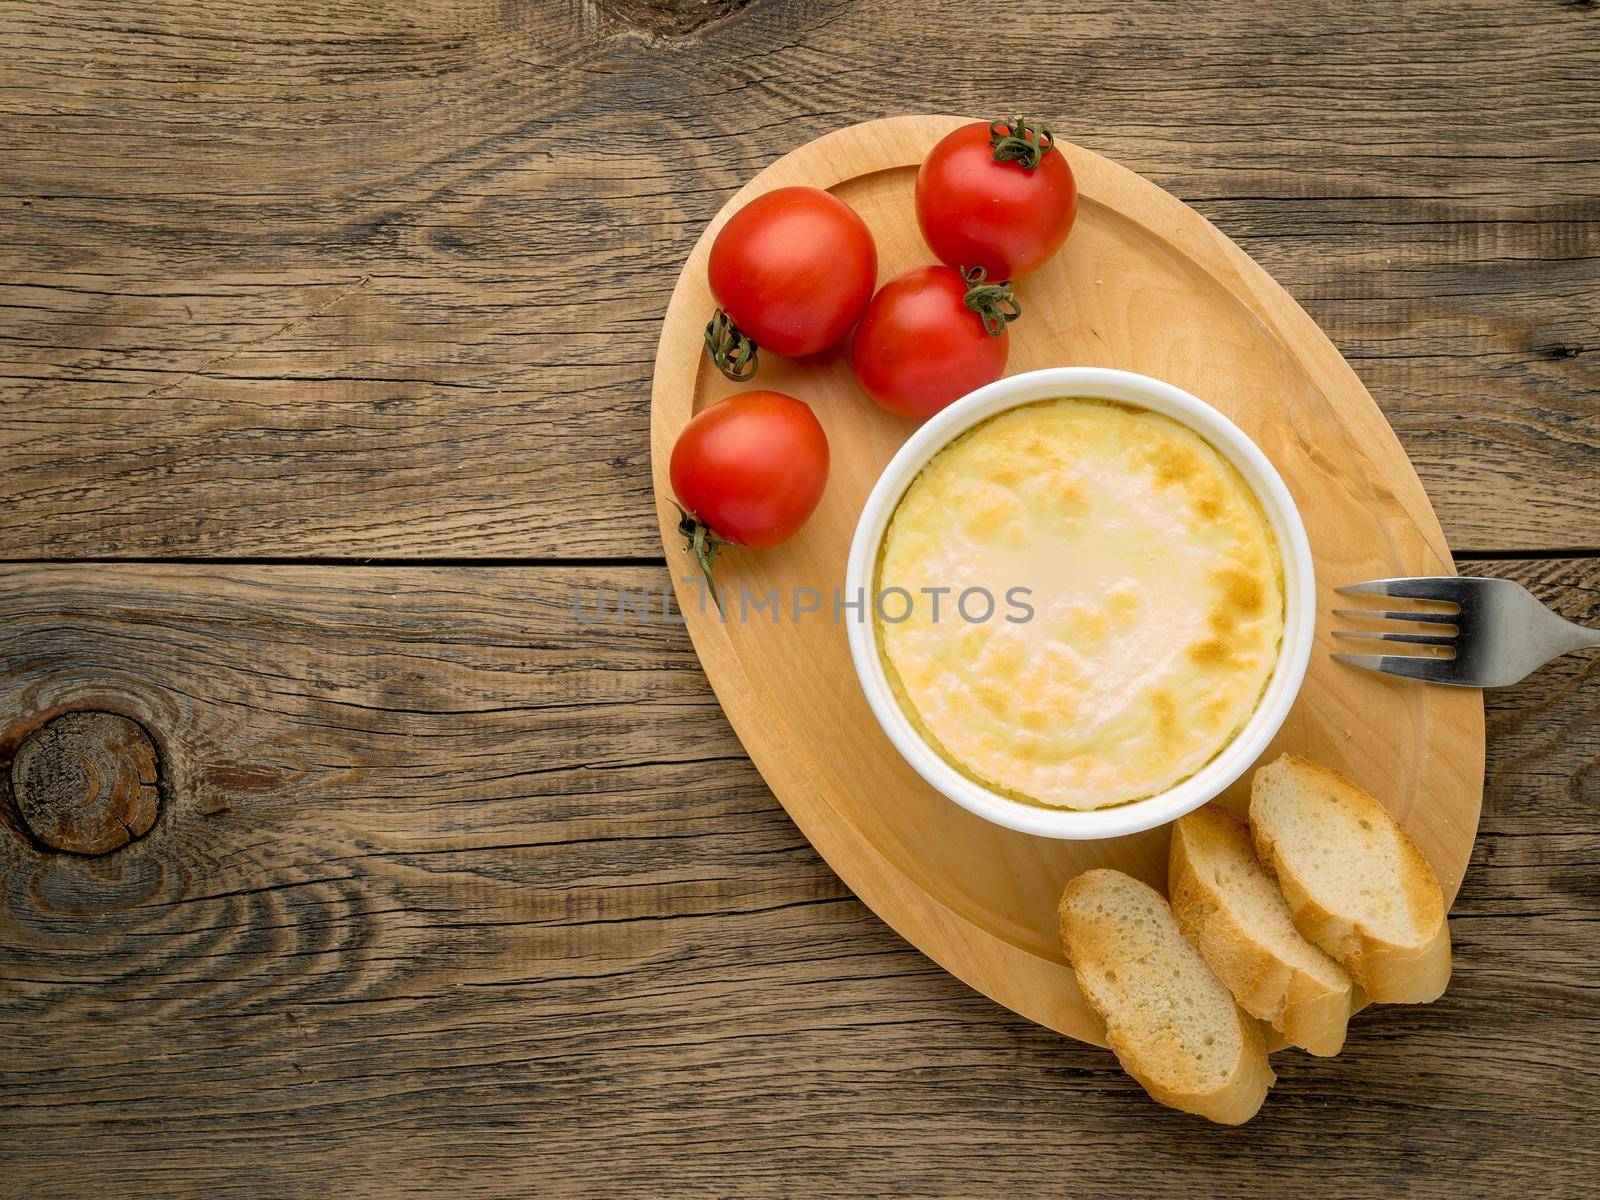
left=592, top=0, right=753, bottom=37
left=10, top=712, right=161, bottom=854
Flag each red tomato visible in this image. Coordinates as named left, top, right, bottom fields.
left=669, top=390, right=829, bottom=551
left=850, top=266, right=1013, bottom=420
left=705, top=186, right=877, bottom=379
left=915, top=117, right=1076, bottom=279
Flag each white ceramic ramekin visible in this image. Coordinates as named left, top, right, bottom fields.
left=844, top=367, right=1316, bottom=841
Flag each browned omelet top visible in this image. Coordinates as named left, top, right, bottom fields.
left=877, top=398, right=1285, bottom=811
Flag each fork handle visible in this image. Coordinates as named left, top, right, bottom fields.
left=1557, top=616, right=1600, bottom=654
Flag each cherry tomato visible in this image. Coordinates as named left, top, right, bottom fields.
left=915, top=117, right=1076, bottom=280
left=705, top=186, right=877, bottom=380
left=670, top=390, right=829, bottom=556
left=850, top=265, right=1015, bottom=420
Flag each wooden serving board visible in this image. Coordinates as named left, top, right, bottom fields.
left=649, top=115, right=1484, bottom=1046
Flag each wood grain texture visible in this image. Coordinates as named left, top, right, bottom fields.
left=2, top=0, right=1597, bottom=558
left=649, top=114, right=1483, bottom=1046
left=0, top=559, right=1594, bottom=1197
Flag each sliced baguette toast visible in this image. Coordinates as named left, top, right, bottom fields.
left=1170, top=805, right=1353, bottom=1056
left=1250, top=755, right=1451, bottom=1004
left=1059, top=868, right=1275, bottom=1124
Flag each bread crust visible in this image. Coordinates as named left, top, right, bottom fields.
left=1059, top=869, right=1275, bottom=1124
left=1169, top=806, right=1352, bottom=1056
left=1250, top=755, right=1451, bottom=1004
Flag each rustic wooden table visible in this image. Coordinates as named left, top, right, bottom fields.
left=2, top=1, right=1596, bottom=1196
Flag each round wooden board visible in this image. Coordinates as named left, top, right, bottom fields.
left=649, top=116, right=1484, bottom=1047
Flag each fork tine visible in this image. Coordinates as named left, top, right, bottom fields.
left=1336, top=577, right=1462, bottom=604
left=1331, top=629, right=1455, bottom=647
left=1331, top=607, right=1459, bottom=625
left=1332, top=652, right=1464, bottom=684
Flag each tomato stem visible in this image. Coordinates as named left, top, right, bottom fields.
left=987, top=116, right=1054, bottom=170
left=962, top=267, right=1021, bottom=337
left=671, top=500, right=734, bottom=614
left=704, top=310, right=759, bottom=381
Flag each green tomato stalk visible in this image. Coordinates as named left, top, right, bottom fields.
left=961, top=266, right=1022, bottom=337
left=671, top=500, right=733, bottom=615
left=988, top=116, right=1055, bottom=170
left=704, top=310, right=759, bottom=382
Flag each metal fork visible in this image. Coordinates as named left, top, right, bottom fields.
left=1332, top=576, right=1600, bottom=687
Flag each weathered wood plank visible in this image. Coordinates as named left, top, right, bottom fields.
left=0, top=557, right=1593, bottom=1196
left=1, top=0, right=1596, bottom=559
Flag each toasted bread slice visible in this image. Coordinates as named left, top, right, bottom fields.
left=1170, top=805, right=1352, bottom=1055
left=1250, top=755, right=1450, bottom=1004
left=1059, top=869, right=1275, bottom=1124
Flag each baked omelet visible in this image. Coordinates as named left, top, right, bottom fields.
left=876, top=398, right=1284, bottom=811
